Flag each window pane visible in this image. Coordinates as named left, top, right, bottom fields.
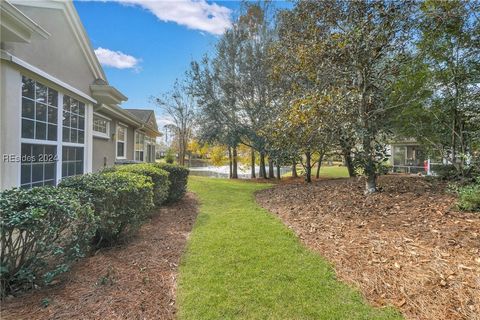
left=71, top=114, right=78, bottom=128
left=48, top=124, right=57, bottom=141
left=71, top=100, right=79, bottom=114
left=21, top=165, right=31, bottom=184
left=62, top=162, right=68, bottom=177
left=35, top=83, right=47, bottom=104
left=78, top=116, right=85, bottom=130
left=63, top=96, right=70, bottom=112
left=68, top=162, right=75, bottom=176
left=22, top=98, right=35, bottom=119
left=68, top=147, right=76, bottom=161
left=21, top=144, right=32, bottom=163
left=63, top=127, right=70, bottom=142
left=36, top=103, right=47, bottom=122
left=44, top=163, right=55, bottom=180
left=48, top=107, right=57, bottom=124
left=35, top=122, right=46, bottom=140
left=22, top=77, right=35, bottom=99
left=48, top=88, right=58, bottom=106
left=31, top=163, right=44, bottom=182
left=63, top=111, right=70, bottom=127
left=117, top=142, right=124, bottom=157
left=78, top=102, right=85, bottom=116
left=22, top=119, right=34, bottom=139
left=75, top=161, right=83, bottom=175
left=71, top=129, right=77, bottom=143
left=78, top=130, right=84, bottom=144
left=76, top=148, right=83, bottom=160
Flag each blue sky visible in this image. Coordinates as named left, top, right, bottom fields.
left=74, top=0, right=290, bottom=127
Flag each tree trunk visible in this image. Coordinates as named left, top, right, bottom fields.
left=363, top=135, right=377, bottom=193
left=292, top=162, right=298, bottom=178
left=315, top=152, right=324, bottom=179
left=268, top=158, right=274, bottom=179
left=232, top=145, right=238, bottom=179
left=259, top=152, right=267, bottom=178
left=228, top=146, right=232, bottom=179
left=365, top=172, right=377, bottom=194
left=305, top=151, right=312, bottom=183
left=276, top=163, right=281, bottom=180
left=251, top=147, right=256, bottom=179
left=343, top=149, right=356, bottom=177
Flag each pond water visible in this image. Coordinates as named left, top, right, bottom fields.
left=189, top=165, right=291, bottom=179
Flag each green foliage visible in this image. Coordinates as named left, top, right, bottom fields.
left=114, top=164, right=170, bottom=207
left=431, top=164, right=460, bottom=180
left=59, top=171, right=154, bottom=247
left=0, top=187, right=96, bottom=296
left=153, top=163, right=189, bottom=202
left=165, top=148, right=175, bottom=164
left=457, top=183, right=480, bottom=212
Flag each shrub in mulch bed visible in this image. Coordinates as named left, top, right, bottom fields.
left=457, top=183, right=480, bottom=211
left=113, top=164, right=170, bottom=207
left=59, top=171, right=154, bottom=247
left=153, top=163, right=189, bottom=203
left=0, top=187, right=96, bottom=297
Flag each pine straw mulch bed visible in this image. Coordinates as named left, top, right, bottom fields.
left=256, top=176, right=480, bottom=320
left=1, top=193, right=198, bottom=320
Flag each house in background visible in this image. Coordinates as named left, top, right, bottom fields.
left=389, top=139, right=429, bottom=174
left=0, top=0, right=160, bottom=190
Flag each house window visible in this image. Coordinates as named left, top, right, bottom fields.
left=20, top=144, right=57, bottom=188
left=21, top=77, right=58, bottom=141
left=63, top=95, right=85, bottom=144
left=93, top=115, right=110, bottom=138
left=135, top=131, right=145, bottom=161
left=20, top=75, right=88, bottom=188
left=116, top=125, right=127, bottom=158
left=62, top=146, right=84, bottom=178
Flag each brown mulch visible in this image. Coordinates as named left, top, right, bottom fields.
left=256, top=176, right=480, bottom=320
left=1, top=193, right=198, bottom=320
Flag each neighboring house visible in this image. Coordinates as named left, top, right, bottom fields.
left=388, top=139, right=429, bottom=174
left=0, top=0, right=160, bottom=190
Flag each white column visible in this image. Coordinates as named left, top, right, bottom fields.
left=0, top=64, right=22, bottom=189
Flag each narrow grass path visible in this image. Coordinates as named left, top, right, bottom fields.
left=177, top=177, right=401, bottom=320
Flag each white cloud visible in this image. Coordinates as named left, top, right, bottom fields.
left=94, top=47, right=140, bottom=69
left=113, top=0, right=232, bottom=35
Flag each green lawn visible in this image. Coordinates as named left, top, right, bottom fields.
left=283, top=166, right=350, bottom=179
left=177, top=177, right=401, bottom=320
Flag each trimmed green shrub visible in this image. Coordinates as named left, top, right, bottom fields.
left=457, top=183, right=480, bottom=211
left=59, top=171, right=154, bottom=246
left=0, top=187, right=96, bottom=296
left=114, top=164, right=170, bottom=207
left=153, top=163, right=189, bottom=202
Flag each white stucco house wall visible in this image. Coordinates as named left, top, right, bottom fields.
left=0, top=0, right=160, bottom=190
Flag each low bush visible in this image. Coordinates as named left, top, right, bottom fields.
left=457, top=183, right=480, bottom=212
left=114, top=164, right=170, bottom=207
left=59, top=171, right=154, bottom=246
left=153, top=163, right=189, bottom=202
left=431, top=164, right=459, bottom=180
left=0, top=187, right=96, bottom=296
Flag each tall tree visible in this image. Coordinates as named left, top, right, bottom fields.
left=152, top=80, right=195, bottom=166
left=392, top=0, right=480, bottom=174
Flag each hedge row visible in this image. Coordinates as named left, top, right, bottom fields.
left=0, top=163, right=188, bottom=296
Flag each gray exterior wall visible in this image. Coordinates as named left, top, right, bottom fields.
left=4, top=4, right=99, bottom=95
left=92, top=116, right=136, bottom=172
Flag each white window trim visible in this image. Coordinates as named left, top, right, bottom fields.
left=134, top=130, right=146, bottom=162
left=19, top=77, right=89, bottom=187
left=116, top=123, right=127, bottom=159
left=92, top=113, right=111, bottom=139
